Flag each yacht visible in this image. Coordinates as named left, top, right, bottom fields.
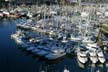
left=62, top=35, right=68, bottom=43
left=65, top=43, right=74, bottom=54
left=104, top=11, right=108, bottom=17
left=36, top=46, right=50, bottom=56
left=36, top=50, right=49, bottom=56
left=2, top=11, right=10, bottom=17
left=31, top=48, right=40, bottom=54
left=45, top=48, right=66, bottom=60
left=86, top=43, right=99, bottom=51
left=70, top=34, right=81, bottom=41
left=26, top=47, right=36, bottom=51
left=11, top=34, right=23, bottom=44
left=21, top=42, right=32, bottom=48
left=97, top=49, right=106, bottom=63
left=77, top=48, right=88, bottom=64
left=89, top=51, right=98, bottom=64
left=27, top=12, right=33, bottom=18
left=82, top=36, right=95, bottom=44
left=81, top=12, right=89, bottom=18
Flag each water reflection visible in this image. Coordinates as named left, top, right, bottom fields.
left=77, top=59, right=85, bottom=69
left=18, top=46, right=65, bottom=63
left=19, top=46, right=108, bottom=72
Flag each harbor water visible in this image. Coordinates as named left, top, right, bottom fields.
left=0, top=19, right=108, bottom=72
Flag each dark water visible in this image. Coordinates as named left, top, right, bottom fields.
left=0, top=19, right=108, bottom=72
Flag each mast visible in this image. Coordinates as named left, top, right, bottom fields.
left=97, top=22, right=104, bottom=46
left=78, top=0, right=81, bottom=6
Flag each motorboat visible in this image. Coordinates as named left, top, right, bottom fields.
left=11, top=34, right=23, bottom=44
left=36, top=45, right=50, bottom=51
left=27, top=12, right=33, bottom=18
left=81, top=12, right=89, bottom=18
left=97, top=49, right=106, bottom=63
left=64, top=40, right=76, bottom=54
left=2, top=11, right=10, bottom=17
left=45, top=48, right=66, bottom=60
left=20, top=42, right=32, bottom=48
left=104, top=11, right=108, bottom=17
left=62, top=36, right=68, bottom=43
left=86, top=43, right=99, bottom=51
left=70, top=34, right=81, bottom=41
left=82, top=36, right=95, bottom=44
left=89, top=51, right=98, bottom=64
left=26, top=47, right=36, bottom=51
left=36, top=49, right=49, bottom=56
left=31, top=48, right=40, bottom=53
left=77, top=48, right=88, bottom=64
left=96, top=11, right=102, bottom=16
left=65, top=45, right=74, bottom=54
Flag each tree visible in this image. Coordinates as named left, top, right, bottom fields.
left=0, top=0, right=5, bottom=3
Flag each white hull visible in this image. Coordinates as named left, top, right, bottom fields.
left=45, top=52, right=66, bottom=60
left=77, top=53, right=88, bottom=64
left=90, top=56, right=98, bottom=64
left=71, top=37, right=81, bottom=41
left=82, top=39, right=94, bottom=44
left=77, top=49, right=88, bottom=64
left=97, top=51, right=106, bottom=63
left=89, top=52, right=98, bottom=64
left=98, top=57, right=106, bottom=63
left=11, top=34, right=23, bottom=44
left=36, top=50, right=49, bottom=56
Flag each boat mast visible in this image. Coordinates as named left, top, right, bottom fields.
left=97, top=22, right=104, bottom=46
left=78, top=0, right=81, bottom=6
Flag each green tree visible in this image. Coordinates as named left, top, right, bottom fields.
left=0, top=0, right=5, bottom=3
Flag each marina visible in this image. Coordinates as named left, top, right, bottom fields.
left=0, top=0, right=108, bottom=72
